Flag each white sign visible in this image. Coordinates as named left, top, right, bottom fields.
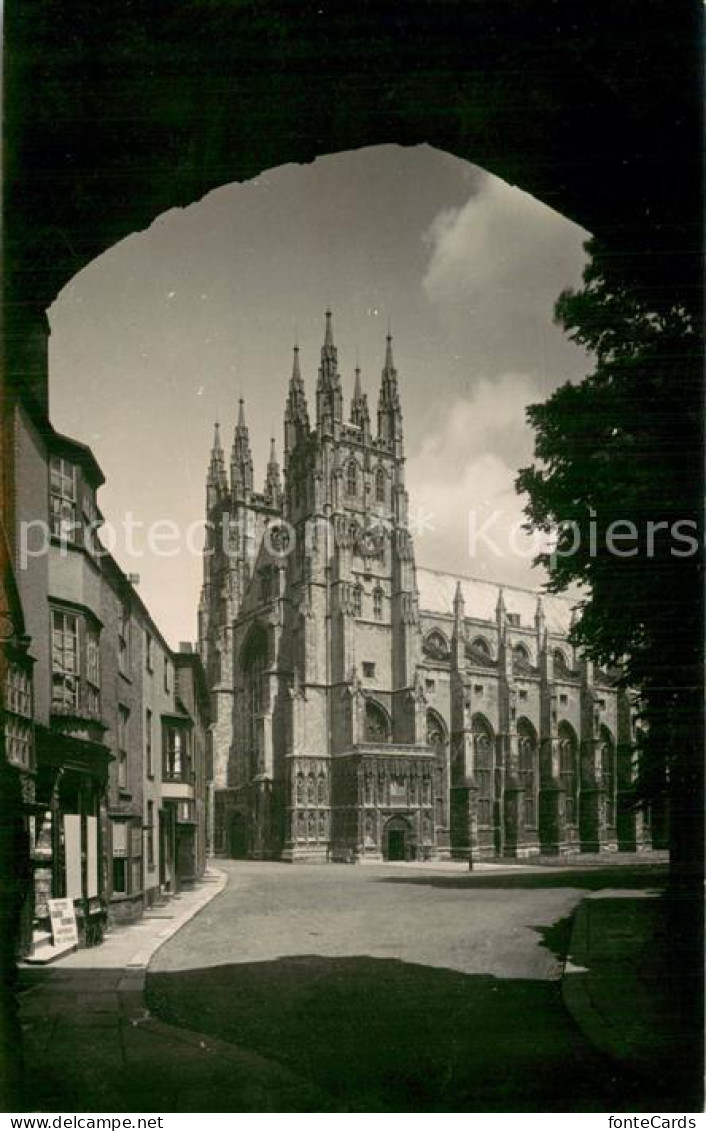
left=48, top=897, right=79, bottom=948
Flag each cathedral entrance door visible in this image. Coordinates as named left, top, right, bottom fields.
left=383, top=817, right=413, bottom=861
left=387, top=829, right=406, bottom=860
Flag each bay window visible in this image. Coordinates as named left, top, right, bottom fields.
left=50, top=457, right=77, bottom=539
left=51, top=608, right=102, bottom=717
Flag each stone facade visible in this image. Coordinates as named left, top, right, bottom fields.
left=199, top=312, right=655, bottom=862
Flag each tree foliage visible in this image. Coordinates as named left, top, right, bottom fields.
left=517, top=239, right=702, bottom=860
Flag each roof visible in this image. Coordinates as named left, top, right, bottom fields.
left=416, top=567, right=575, bottom=636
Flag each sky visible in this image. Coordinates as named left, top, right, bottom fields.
left=48, top=144, right=590, bottom=647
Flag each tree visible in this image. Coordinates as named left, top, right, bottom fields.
left=517, top=238, right=702, bottom=887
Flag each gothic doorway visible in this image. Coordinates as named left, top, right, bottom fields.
left=383, top=816, right=414, bottom=862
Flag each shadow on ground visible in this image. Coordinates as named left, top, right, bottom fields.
left=145, top=949, right=685, bottom=1112
left=372, top=864, right=669, bottom=892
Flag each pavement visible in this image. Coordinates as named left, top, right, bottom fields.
left=15, top=856, right=701, bottom=1113
left=17, top=869, right=330, bottom=1112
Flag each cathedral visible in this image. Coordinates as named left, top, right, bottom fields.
left=198, top=312, right=653, bottom=863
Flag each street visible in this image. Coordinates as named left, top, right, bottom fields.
left=146, top=860, right=667, bottom=1112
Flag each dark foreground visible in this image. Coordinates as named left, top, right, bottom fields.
left=144, top=860, right=699, bottom=1112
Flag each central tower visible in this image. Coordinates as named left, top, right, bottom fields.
left=200, top=312, right=440, bottom=862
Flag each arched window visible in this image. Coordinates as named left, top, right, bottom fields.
left=364, top=699, right=391, bottom=744
left=554, top=648, right=570, bottom=677
left=427, top=709, right=448, bottom=826
left=375, top=466, right=385, bottom=503
left=472, top=715, right=494, bottom=827
left=373, top=586, right=384, bottom=620
left=242, top=626, right=268, bottom=772
left=513, top=642, right=531, bottom=672
left=423, top=629, right=449, bottom=661
left=426, top=709, right=446, bottom=751
left=346, top=460, right=358, bottom=497
left=471, top=636, right=491, bottom=656
left=600, top=725, right=616, bottom=827
left=558, top=721, right=578, bottom=825
left=517, top=717, right=538, bottom=828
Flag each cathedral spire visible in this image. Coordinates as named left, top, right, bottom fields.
left=206, top=420, right=228, bottom=506
left=377, top=329, right=403, bottom=447
left=350, top=362, right=370, bottom=437
left=453, top=579, right=465, bottom=621
left=317, top=309, right=342, bottom=435
left=231, top=397, right=254, bottom=501
left=285, top=344, right=310, bottom=462
left=264, top=435, right=283, bottom=509
left=384, top=328, right=395, bottom=372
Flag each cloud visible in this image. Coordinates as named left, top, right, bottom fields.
left=407, top=374, right=550, bottom=586
left=423, top=174, right=587, bottom=308
left=420, top=173, right=590, bottom=390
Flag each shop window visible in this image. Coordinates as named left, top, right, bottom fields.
left=111, top=820, right=142, bottom=896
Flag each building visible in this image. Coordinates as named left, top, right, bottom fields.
left=3, top=373, right=210, bottom=955
left=199, top=311, right=659, bottom=863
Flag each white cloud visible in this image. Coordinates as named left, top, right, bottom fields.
left=407, top=374, right=550, bottom=586
left=423, top=173, right=588, bottom=311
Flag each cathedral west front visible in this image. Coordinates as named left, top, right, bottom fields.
left=198, top=312, right=656, bottom=863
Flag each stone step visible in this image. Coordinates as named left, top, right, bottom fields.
left=24, top=940, right=77, bottom=965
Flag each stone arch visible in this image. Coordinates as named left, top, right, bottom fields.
left=517, top=717, right=538, bottom=829
left=558, top=720, right=579, bottom=825
left=422, top=628, right=449, bottom=661
left=364, top=698, right=391, bottom=744
left=470, top=635, right=492, bottom=656
left=471, top=713, right=494, bottom=827
left=382, top=814, right=415, bottom=862
left=599, top=723, right=617, bottom=827
left=427, top=708, right=449, bottom=829
left=241, top=623, right=268, bottom=769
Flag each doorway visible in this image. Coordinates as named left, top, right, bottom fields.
left=383, top=817, right=414, bottom=862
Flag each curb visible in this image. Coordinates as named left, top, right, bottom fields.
left=126, top=867, right=228, bottom=971
left=560, top=898, right=618, bottom=1060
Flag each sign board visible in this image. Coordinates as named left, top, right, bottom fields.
left=48, top=897, right=79, bottom=949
